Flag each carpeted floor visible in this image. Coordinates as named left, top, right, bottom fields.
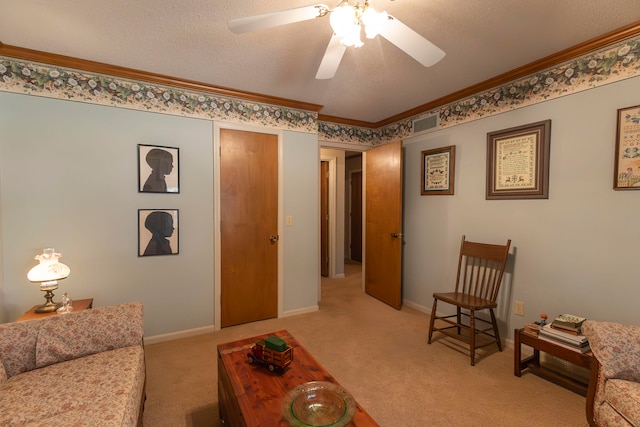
left=143, top=262, right=588, bottom=426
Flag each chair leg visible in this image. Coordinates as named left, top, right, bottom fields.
left=427, top=298, right=438, bottom=344
left=456, top=307, right=462, bottom=335
left=490, top=308, right=502, bottom=351
left=469, top=310, right=476, bottom=366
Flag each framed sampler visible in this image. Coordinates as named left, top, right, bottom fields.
left=421, top=145, right=455, bottom=195
left=486, top=120, right=551, bottom=200
left=614, top=105, right=640, bottom=190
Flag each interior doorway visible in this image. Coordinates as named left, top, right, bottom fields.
left=349, top=169, right=362, bottom=262
left=319, top=149, right=362, bottom=280
left=320, top=161, right=329, bottom=277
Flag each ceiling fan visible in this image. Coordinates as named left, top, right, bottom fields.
left=228, top=1, right=445, bottom=79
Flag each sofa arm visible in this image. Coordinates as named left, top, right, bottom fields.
left=582, top=320, right=640, bottom=382
left=35, top=302, right=144, bottom=368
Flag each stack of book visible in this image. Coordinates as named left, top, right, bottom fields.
left=550, top=314, right=586, bottom=335
left=538, top=323, right=590, bottom=353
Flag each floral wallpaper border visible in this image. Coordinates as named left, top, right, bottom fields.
left=321, top=34, right=640, bottom=145
left=1, top=32, right=640, bottom=146
left=0, top=58, right=318, bottom=134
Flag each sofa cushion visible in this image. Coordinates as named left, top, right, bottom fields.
left=583, top=320, right=640, bottom=382
left=603, top=379, right=640, bottom=427
left=0, top=345, right=145, bottom=427
left=0, top=320, right=39, bottom=378
left=0, top=356, right=6, bottom=385
left=35, top=302, right=143, bottom=368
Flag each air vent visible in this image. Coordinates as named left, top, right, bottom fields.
left=412, top=114, right=440, bottom=135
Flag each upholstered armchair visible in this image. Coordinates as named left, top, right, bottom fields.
left=581, top=320, right=640, bottom=427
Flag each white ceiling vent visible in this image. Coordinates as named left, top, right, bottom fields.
left=412, top=114, right=440, bottom=135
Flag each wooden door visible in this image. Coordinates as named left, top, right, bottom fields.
left=350, top=170, right=362, bottom=262
left=364, top=140, right=403, bottom=309
left=320, top=161, right=329, bottom=277
left=220, top=129, right=278, bottom=327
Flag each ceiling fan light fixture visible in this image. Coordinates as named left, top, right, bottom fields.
left=361, top=7, right=388, bottom=39
left=340, top=21, right=363, bottom=47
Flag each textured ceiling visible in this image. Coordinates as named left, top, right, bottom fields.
left=1, top=1, right=640, bottom=123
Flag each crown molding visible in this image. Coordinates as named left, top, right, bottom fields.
left=0, top=42, right=324, bottom=113
left=374, top=20, right=640, bottom=128
left=2, top=19, right=640, bottom=129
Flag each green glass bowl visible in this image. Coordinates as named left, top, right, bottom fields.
left=281, top=381, right=356, bottom=427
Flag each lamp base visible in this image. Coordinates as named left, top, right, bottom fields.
left=35, top=289, right=61, bottom=313
left=35, top=301, right=62, bottom=313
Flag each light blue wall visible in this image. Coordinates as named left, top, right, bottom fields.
left=283, top=131, right=319, bottom=312
left=0, top=92, right=320, bottom=336
left=402, top=75, right=640, bottom=339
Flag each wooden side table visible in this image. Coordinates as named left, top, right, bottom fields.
left=514, top=327, right=591, bottom=396
left=16, top=298, right=94, bottom=321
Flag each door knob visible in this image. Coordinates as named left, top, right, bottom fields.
left=269, top=235, right=279, bottom=244
left=391, top=233, right=403, bottom=239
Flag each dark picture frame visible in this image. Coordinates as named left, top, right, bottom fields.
left=138, top=209, right=179, bottom=256
left=486, top=120, right=551, bottom=200
left=138, top=144, right=180, bottom=193
left=614, top=104, right=640, bottom=190
left=421, top=145, right=455, bottom=195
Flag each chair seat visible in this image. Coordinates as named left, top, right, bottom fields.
left=433, top=292, right=497, bottom=310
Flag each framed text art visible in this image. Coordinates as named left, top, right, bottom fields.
left=486, top=120, right=551, bottom=200
left=138, top=144, right=180, bottom=193
left=421, top=145, right=455, bottom=195
left=138, top=209, right=179, bottom=256
left=614, top=105, right=640, bottom=190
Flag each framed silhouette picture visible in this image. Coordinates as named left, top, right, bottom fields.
left=138, top=209, right=179, bottom=256
left=138, top=144, right=180, bottom=193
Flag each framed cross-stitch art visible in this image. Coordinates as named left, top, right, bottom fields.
left=421, top=145, right=455, bottom=195
left=486, top=120, right=551, bottom=200
left=614, top=105, right=640, bottom=190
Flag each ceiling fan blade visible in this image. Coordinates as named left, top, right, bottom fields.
left=379, top=15, right=445, bottom=67
left=316, top=33, right=348, bottom=79
left=228, top=4, right=328, bottom=34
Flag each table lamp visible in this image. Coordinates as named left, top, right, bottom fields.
left=27, top=248, right=70, bottom=313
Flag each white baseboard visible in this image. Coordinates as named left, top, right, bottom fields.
left=402, top=299, right=431, bottom=314
left=144, top=325, right=215, bottom=345
left=144, top=306, right=319, bottom=344
left=282, top=305, right=319, bottom=317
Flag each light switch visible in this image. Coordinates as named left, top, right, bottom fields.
left=286, top=216, right=293, bottom=226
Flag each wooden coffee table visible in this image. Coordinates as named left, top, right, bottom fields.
left=217, top=330, right=379, bottom=426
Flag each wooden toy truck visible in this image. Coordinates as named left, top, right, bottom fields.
left=247, top=336, right=293, bottom=372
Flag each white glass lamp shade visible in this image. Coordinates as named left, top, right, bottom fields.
left=26, top=248, right=70, bottom=313
left=27, top=248, right=70, bottom=290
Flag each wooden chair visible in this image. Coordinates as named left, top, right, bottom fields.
left=427, top=235, right=511, bottom=366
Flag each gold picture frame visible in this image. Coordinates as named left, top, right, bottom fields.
left=421, top=145, right=455, bottom=195
left=486, top=120, right=551, bottom=200
left=614, top=105, right=640, bottom=190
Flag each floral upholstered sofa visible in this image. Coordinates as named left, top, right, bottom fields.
left=582, top=320, right=640, bottom=427
left=0, top=302, right=145, bottom=427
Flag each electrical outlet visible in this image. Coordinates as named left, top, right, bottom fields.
left=514, top=300, right=525, bottom=316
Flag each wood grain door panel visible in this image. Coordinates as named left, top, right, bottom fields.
left=365, top=140, right=403, bottom=309
left=220, top=129, right=278, bottom=327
